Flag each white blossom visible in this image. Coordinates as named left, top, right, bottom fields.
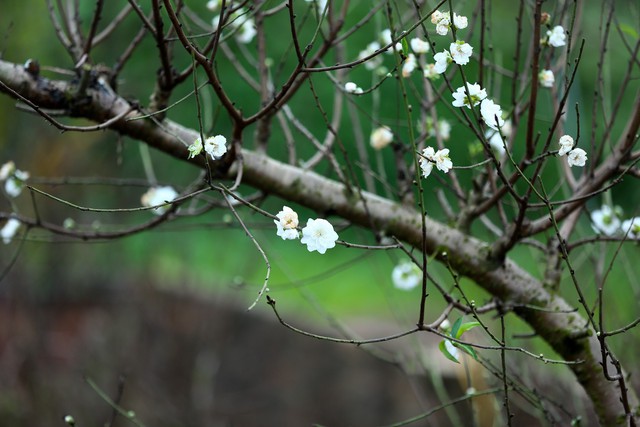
left=591, top=205, right=621, bottom=236
left=567, top=148, right=587, bottom=167
left=358, top=41, right=383, bottom=70
left=450, top=41, right=473, bottom=65
left=141, top=186, right=178, bottom=215
left=0, top=161, right=15, bottom=181
left=453, top=13, right=468, bottom=30
left=433, top=148, right=453, bottom=173
left=485, top=129, right=506, bottom=158
left=344, top=82, right=363, bottom=94
left=622, top=217, right=640, bottom=239
left=402, top=53, right=417, bottom=77
left=430, top=11, right=444, bottom=24
left=206, top=0, right=221, bottom=11
left=274, top=206, right=300, bottom=240
left=236, top=18, right=257, bottom=44
left=558, top=135, right=575, bottom=156
left=4, top=169, right=29, bottom=198
left=539, top=69, right=555, bottom=88
left=300, top=218, right=339, bottom=254
left=380, top=29, right=402, bottom=54
left=423, top=63, right=439, bottom=80
left=410, top=37, right=430, bottom=54
left=187, top=137, right=204, bottom=159
left=370, top=126, right=393, bottom=150
left=419, top=146, right=436, bottom=178
left=204, top=135, right=227, bottom=159
left=1, top=218, right=21, bottom=244
left=451, top=83, right=487, bottom=108
left=433, top=50, right=452, bottom=74
left=392, top=262, right=421, bottom=290
left=547, top=25, right=566, bottom=47
left=480, top=98, right=505, bottom=130
left=435, top=14, right=451, bottom=36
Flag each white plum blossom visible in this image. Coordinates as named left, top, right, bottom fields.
left=546, top=25, right=566, bottom=47
left=480, top=98, right=505, bottom=130
left=558, top=135, right=575, bottom=156
left=450, top=41, right=473, bottom=65
left=0, top=161, right=15, bottom=181
left=410, top=37, right=430, bottom=54
left=300, top=218, right=339, bottom=254
left=433, top=50, right=452, bottom=74
left=453, top=13, right=468, bottom=30
left=539, top=69, right=555, bottom=88
left=274, top=206, right=300, bottom=240
left=486, top=129, right=506, bottom=158
left=423, top=63, right=439, bottom=80
left=4, top=169, right=30, bottom=198
left=402, top=53, right=418, bottom=77
left=433, top=148, right=453, bottom=173
left=380, top=29, right=403, bottom=54
left=358, top=41, right=383, bottom=70
left=1, top=218, right=21, bottom=244
left=370, top=126, right=393, bottom=150
left=204, top=135, right=227, bottom=159
left=435, top=15, right=451, bottom=36
left=141, top=186, right=178, bottom=215
left=622, top=217, right=640, bottom=239
left=419, top=146, right=435, bottom=178
left=567, top=148, right=587, bottom=167
left=430, top=11, right=445, bottom=24
left=344, top=82, right=363, bottom=94
left=187, top=137, right=204, bottom=159
left=392, top=262, right=421, bottom=290
left=426, top=118, right=452, bottom=141
left=591, top=205, right=621, bottom=236
left=451, top=83, right=487, bottom=108
left=212, top=9, right=256, bottom=44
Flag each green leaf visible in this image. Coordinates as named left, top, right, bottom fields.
left=450, top=317, right=463, bottom=339
left=458, top=343, right=479, bottom=361
left=439, top=340, right=460, bottom=364
left=401, top=37, right=409, bottom=55
left=455, top=321, right=481, bottom=339
left=619, top=24, right=639, bottom=39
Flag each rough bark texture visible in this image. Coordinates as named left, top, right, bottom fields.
left=1, top=59, right=637, bottom=425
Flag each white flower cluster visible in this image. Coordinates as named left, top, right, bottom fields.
left=591, top=205, right=639, bottom=238
left=545, top=25, right=566, bottom=47
left=430, top=11, right=468, bottom=36
left=187, top=135, right=228, bottom=160
left=557, top=135, right=587, bottom=167
left=419, top=146, right=453, bottom=178
left=274, top=206, right=339, bottom=254
left=141, top=186, right=178, bottom=215
left=344, top=82, right=363, bottom=94
left=539, top=69, right=555, bottom=88
left=0, top=161, right=30, bottom=198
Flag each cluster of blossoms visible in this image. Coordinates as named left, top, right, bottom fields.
left=344, top=82, right=363, bottom=94
left=274, top=206, right=339, bottom=254
left=187, top=134, right=228, bottom=160
left=419, top=146, right=453, bottom=178
left=208, top=2, right=256, bottom=44
left=544, top=25, right=567, bottom=47
left=0, top=161, right=30, bottom=198
left=141, top=186, right=179, bottom=215
left=430, top=10, right=468, bottom=36
left=391, top=262, right=422, bottom=290
left=591, top=205, right=640, bottom=238
left=557, top=135, right=587, bottom=167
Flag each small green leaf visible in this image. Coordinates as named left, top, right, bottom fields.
left=439, top=340, right=460, bottom=364
left=455, top=321, right=481, bottom=339
left=458, top=343, right=479, bottom=361
left=619, top=24, right=638, bottom=39
left=450, top=317, right=463, bottom=339
left=401, top=37, right=409, bottom=55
